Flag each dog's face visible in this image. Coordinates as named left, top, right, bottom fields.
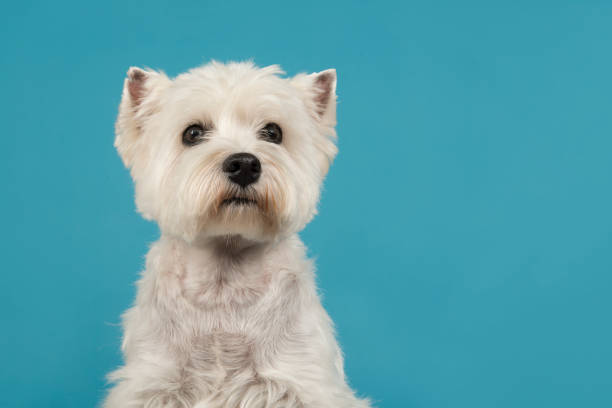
left=115, top=62, right=337, bottom=243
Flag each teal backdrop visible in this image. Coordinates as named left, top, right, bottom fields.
left=1, top=1, right=611, bottom=407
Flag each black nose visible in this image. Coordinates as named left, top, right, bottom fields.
left=222, top=153, right=261, bottom=188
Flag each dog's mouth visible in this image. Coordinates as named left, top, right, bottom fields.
left=220, top=196, right=258, bottom=207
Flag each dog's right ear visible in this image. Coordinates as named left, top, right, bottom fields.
left=115, top=67, right=171, bottom=169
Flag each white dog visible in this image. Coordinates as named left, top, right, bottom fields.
left=103, top=61, right=371, bottom=408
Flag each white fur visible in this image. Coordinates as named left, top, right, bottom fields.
left=104, top=61, right=371, bottom=408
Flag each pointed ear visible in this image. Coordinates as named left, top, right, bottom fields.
left=115, top=67, right=170, bottom=168
left=292, top=69, right=337, bottom=126
left=312, top=69, right=337, bottom=121
left=291, top=69, right=339, bottom=177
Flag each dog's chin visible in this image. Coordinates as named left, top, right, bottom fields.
left=220, top=196, right=259, bottom=208
left=196, top=197, right=277, bottom=243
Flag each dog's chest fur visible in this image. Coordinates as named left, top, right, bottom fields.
left=108, top=234, right=367, bottom=407
left=132, top=236, right=307, bottom=381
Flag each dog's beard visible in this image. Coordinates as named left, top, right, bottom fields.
left=214, top=185, right=262, bottom=213
left=185, top=182, right=283, bottom=242
left=211, top=184, right=281, bottom=215
left=161, top=157, right=290, bottom=242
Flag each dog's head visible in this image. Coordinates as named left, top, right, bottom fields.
left=116, top=61, right=337, bottom=243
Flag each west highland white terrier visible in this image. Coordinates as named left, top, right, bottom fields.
left=103, top=61, right=371, bottom=408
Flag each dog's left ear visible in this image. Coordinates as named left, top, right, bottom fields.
left=310, top=69, right=337, bottom=126
left=292, top=69, right=337, bottom=127
left=291, top=69, right=339, bottom=177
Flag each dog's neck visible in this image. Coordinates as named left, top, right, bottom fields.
left=190, top=234, right=268, bottom=259
left=207, top=236, right=268, bottom=265
left=155, top=233, right=303, bottom=291
left=161, top=233, right=286, bottom=274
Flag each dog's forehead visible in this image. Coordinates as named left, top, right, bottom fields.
left=174, top=64, right=292, bottom=99
left=167, top=65, right=302, bottom=122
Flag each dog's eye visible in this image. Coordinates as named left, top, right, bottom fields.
left=258, top=123, right=283, bottom=144
left=182, top=124, right=209, bottom=146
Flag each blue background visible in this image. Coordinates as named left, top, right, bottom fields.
left=1, top=1, right=611, bottom=407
